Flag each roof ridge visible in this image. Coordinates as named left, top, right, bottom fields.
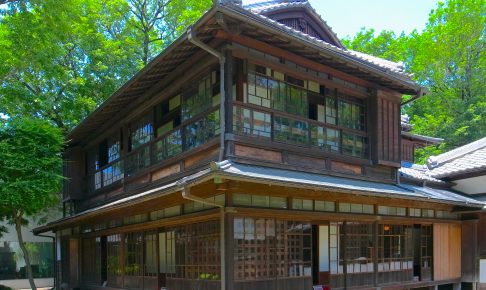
left=428, top=136, right=486, bottom=168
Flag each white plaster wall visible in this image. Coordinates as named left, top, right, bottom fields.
left=452, top=175, right=486, bottom=195
left=0, top=210, right=60, bottom=243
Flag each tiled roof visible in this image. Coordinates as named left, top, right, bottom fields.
left=244, top=0, right=309, bottom=13
left=213, top=161, right=483, bottom=206
left=427, top=137, right=486, bottom=178
left=35, top=159, right=484, bottom=233
left=401, top=131, right=443, bottom=144
left=239, top=1, right=409, bottom=77
left=399, top=162, right=447, bottom=184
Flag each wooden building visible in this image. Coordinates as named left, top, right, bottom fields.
left=400, top=137, right=486, bottom=290
left=34, top=1, right=485, bottom=289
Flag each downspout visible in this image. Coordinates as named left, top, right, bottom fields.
left=187, top=26, right=226, bottom=162
left=35, top=233, right=56, bottom=290
left=179, top=178, right=226, bottom=290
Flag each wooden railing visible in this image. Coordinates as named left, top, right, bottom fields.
left=85, top=108, right=220, bottom=194
left=233, top=103, right=369, bottom=159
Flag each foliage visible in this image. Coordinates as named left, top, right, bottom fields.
left=404, top=0, right=485, bottom=152
left=342, top=28, right=407, bottom=62
left=343, top=0, right=485, bottom=158
left=0, top=118, right=64, bottom=217
left=0, top=0, right=211, bottom=131
left=0, top=117, right=64, bottom=288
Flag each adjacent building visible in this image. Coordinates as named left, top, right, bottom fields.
left=400, top=137, right=486, bottom=289
left=34, top=1, right=485, bottom=290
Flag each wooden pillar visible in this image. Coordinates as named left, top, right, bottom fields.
left=368, top=89, right=378, bottom=165
left=224, top=212, right=235, bottom=290
left=373, top=222, right=379, bottom=287
left=224, top=48, right=235, bottom=159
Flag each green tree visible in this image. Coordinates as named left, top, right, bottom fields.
left=404, top=0, right=485, bottom=152
left=342, top=28, right=407, bottom=62
left=0, top=118, right=64, bottom=289
left=0, top=0, right=211, bottom=131
left=342, top=0, right=485, bottom=159
left=0, top=0, right=142, bottom=130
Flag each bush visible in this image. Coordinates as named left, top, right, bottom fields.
left=0, top=285, right=13, bottom=290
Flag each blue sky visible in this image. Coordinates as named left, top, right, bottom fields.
left=307, top=0, right=439, bottom=39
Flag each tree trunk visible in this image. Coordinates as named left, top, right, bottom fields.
left=143, top=32, right=149, bottom=65
left=15, top=214, right=37, bottom=290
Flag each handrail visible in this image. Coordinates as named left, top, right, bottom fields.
left=233, top=103, right=369, bottom=158
left=86, top=108, right=221, bottom=192
left=233, top=102, right=368, bottom=137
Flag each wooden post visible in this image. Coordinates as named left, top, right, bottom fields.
left=225, top=212, right=235, bottom=290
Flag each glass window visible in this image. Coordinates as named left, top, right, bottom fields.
left=436, top=210, right=458, bottom=219
left=378, top=206, right=406, bottom=216
left=233, top=106, right=271, bottom=138
left=315, top=200, right=335, bottom=212
left=150, top=205, right=181, bottom=220
left=344, top=222, right=375, bottom=287
left=185, top=110, right=220, bottom=150
left=125, top=233, right=143, bottom=277
left=130, top=116, right=153, bottom=150
left=145, top=232, right=158, bottom=277
left=163, top=221, right=220, bottom=283
left=338, top=98, right=365, bottom=131
left=159, top=231, right=176, bottom=274
left=409, top=208, right=421, bottom=217
left=247, top=69, right=308, bottom=116
left=233, top=193, right=287, bottom=209
left=377, top=224, right=414, bottom=284
left=292, top=198, right=313, bottom=210
left=183, top=194, right=225, bottom=213
left=422, top=209, right=434, bottom=218
left=339, top=203, right=374, bottom=214
left=234, top=218, right=311, bottom=284
left=182, top=75, right=215, bottom=121
left=274, top=116, right=308, bottom=144
left=325, top=96, right=337, bottom=125
left=310, top=125, right=341, bottom=152
left=342, top=132, right=367, bottom=158
left=154, top=129, right=182, bottom=161
left=107, top=234, right=122, bottom=287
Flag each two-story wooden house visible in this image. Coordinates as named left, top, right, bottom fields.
left=35, top=1, right=484, bottom=290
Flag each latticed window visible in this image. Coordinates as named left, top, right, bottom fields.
left=185, top=110, right=220, bottom=149
left=107, top=234, right=122, bottom=288
left=240, top=62, right=369, bottom=158
left=377, top=224, right=414, bottom=284
left=234, top=218, right=312, bottom=288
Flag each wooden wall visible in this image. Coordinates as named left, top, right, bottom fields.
left=433, top=223, right=461, bottom=280
left=478, top=213, right=486, bottom=256
left=462, top=220, right=478, bottom=282
left=376, top=91, right=401, bottom=165
left=401, top=139, right=416, bottom=163
left=63, top=146, right=84, bottom=200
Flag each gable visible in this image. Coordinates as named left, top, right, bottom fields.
left=244, top=0, right=344, bottom=48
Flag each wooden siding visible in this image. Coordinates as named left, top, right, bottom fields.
left=401, top=139, right=416, bottom=163
left=63, top=146, right=84, bottom=200
left=279, top=18, right=322, bottom=40
left=478, top=213, right=486, bottom=257
left=461, top=220, right=478, bottom=282
left=152, top=163, right=181, bottom=181
left=433, top=223, right=461, bottom=280
left=371, top=90, right=401, bottom=167
left=235, top=144, right=282, bottom=163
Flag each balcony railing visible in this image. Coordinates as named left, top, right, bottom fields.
left=233, top=103, right=368, bottom=159
left=86, top=109, right=220, bottom=194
